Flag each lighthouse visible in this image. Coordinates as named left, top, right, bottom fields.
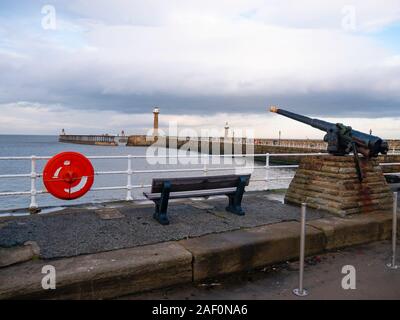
left=153, top=107, right=159, bottom=137
left=224, top=122, right=229, bottom=138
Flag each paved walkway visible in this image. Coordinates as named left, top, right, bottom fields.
left=0, top=191, right=330, bottom=259
left=123, top=240, right=400, bottom=300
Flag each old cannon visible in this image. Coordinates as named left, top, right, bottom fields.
left=269, top=106, right=389, bottom=181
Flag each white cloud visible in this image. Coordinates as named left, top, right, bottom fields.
left=0, top=1, right=400, bottom=135
left=2, top=1, right=400, bottom=98
left=3, top=9, right=399, bottom=100
left=66, top=0, right=400, bottom=31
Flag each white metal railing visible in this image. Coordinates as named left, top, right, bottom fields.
left=0, top=152, right=399, bottom=212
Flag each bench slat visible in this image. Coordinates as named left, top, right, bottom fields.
left=150, top=174, right=250, bottom=193
left=144, top=187, right=237, bottom=200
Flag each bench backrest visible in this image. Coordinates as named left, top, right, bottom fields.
left=150, top=174, right=251, bottom=193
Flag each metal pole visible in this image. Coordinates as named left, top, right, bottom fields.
left=265, top=153, right=270, bottom=191
left=29, top=155, right=39, bottom=213
left=387, top=192, right=398, bottom=269
left=293, top=203, right=309, bottom=296
left=126, top=155, right=133, bottom=201
left=278, top=131, right=281, bottom=146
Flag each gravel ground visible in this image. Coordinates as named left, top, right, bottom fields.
left=0, top=191, right=330, bottom=259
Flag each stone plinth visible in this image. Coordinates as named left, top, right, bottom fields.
left=285, top=156, right=393, bottom=216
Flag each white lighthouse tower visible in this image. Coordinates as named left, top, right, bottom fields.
left=224, top=122, right=229, bottom=138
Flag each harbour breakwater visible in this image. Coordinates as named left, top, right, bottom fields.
left=58, top=134, right=328, bottom=164
left=59, top=134, right=127, bottom=146
left=59, top=134, right=400, bottom=167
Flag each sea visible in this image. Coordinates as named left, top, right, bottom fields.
left=0, top=135, right=295, bottom=213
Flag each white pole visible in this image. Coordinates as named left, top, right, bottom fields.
left=265, top=153, right=270, bottom=190
left=29, top=155, right=39, bottom=213
left=387, top=192, right=398, bottom=269
left=293, top=203, right=309, bottom=296
left=126, top=155, right=133, bottom=201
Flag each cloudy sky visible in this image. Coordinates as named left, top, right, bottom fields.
left=0, top=0, right=399, bottom=138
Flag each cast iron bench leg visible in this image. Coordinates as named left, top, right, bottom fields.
left=153, top=181, right=171, bottom=225
left=225, top=176, right=246, bottom=215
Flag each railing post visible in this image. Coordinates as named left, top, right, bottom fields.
left=203, top=163, right=208, bottom=176
left=29, top=155, right=39, bottom=213
left=126, top=155, right=133, bottom=201
left=387, top=192, right=398, bottom=269
left=265, top=153, right=270, bottom=190
left=293, top=202, right=308, bottom=296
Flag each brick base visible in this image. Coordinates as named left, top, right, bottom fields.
left=284, top=156, right=393, bottom=216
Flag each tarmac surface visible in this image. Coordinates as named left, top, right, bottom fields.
left=0, top=191, right=330, bottom=259
left=123, top=240, right=400, bottom=300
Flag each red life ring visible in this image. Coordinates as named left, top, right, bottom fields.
left=43, top=152, right=94, bottom=200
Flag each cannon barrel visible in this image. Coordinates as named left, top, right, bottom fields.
left=269, top=106, right=335, bottom=132
left=269, top=106, right=389, bottom=157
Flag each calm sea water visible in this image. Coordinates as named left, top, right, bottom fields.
left=0, top=135, right=294, bottom=212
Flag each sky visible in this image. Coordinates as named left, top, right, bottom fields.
left=0, top=0, right=399, bottom=138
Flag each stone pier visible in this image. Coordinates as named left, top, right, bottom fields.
left=59, top=134, right=117, bottom=146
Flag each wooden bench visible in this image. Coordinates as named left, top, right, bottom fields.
left=144, top=174, right=251, bottom=225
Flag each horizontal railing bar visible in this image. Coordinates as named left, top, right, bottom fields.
left=3, top=152, right=400, bottom=161
left=0, top=156, right=50, bottom=160
left=0, top=154, right=254, bottom=160
left=0, top=191, right=32, bottom=196
left=95, top=171, right=127, bottom=175
left=0, top=173, right=42, bottom=179
left=132, top=184, right=152, bottom=189
left=91, top=185, right=152, bottom=191
left=267, top=153, right=326, bottom=157
left=0, top=174, right=32, bottom=178
left=0, top=190, right=48, bottom=196
left=0, top=153, right=329, bottom=160
left=267, top=165, right=299, bottom=168
left=135, top=168, right=207, bottom=174
left=0, top=167, right=263, bottom=179
left=206, top=166, right=263, bottom=171
left=2, top=162, right=398, bottom=179
left=132, top=166, right=263, bottom=174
